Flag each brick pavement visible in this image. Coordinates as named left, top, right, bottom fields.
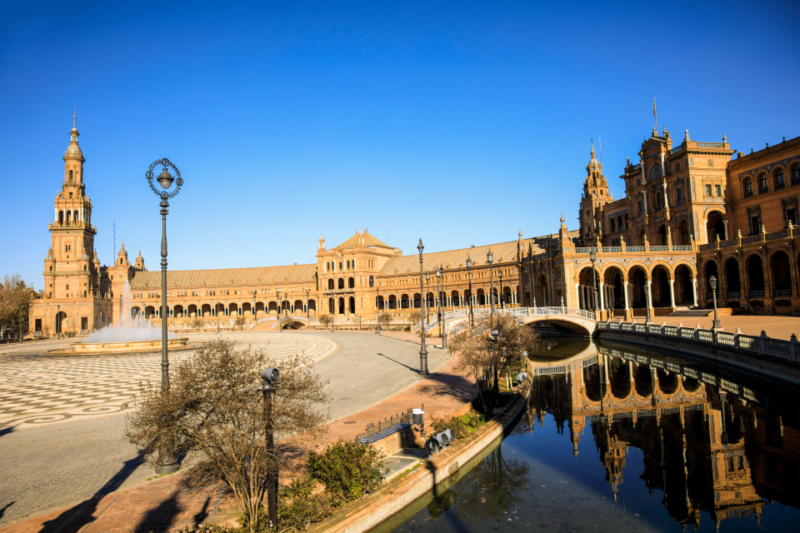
left=0, top=331, right=447, bottom=528
left=1, top=334, right=474, bottom=533
left=628, top=314, right=800, bottom=340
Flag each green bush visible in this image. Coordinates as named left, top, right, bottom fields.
left=277, top=475, right=341, bottom=531
left=430, top=413, right=486, bottom=439
left=307, top=440, right=387, bottom=502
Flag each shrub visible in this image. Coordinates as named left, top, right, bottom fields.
left=307, top=440, right=387, bottom=502
left=430, top=413, right=486, bottom=439
left=278, top=475, right=341, bottom=531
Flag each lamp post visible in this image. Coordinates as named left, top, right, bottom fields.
left=305, top=288, right=310, bottom=322
left=417, top=239, right=429, bottom=377
left=528, top=243, right=536, bottom=308
left=425, top=272, right=430, bottom=322
left=466, top=256, right=474, bottom=326
left=18, top=304, right=23, bottom=344
left=57, top=304, right=60, bottom=340
left=436, top=266, right=446, bottom=349
left=709, top=275, right=721, bottom=329
left=589, top=250, right=599, bottom=317
left=146, top=157, right=183, bottom=475
left=260, top=367, right=280, bottom=529
left=276, top=290, right=282, bottom=333
left=487, top=249, right=495, bottom=320
left=253, top=293, right=257, bottom=327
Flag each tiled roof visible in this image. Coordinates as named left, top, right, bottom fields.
left=129, top=264, right=317, bottom=290
left=333, top=231, right=393, bottom=250
left=378, top=236, right=552, bottom=275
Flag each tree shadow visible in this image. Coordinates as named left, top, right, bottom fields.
left=38, top=456, right=143, bottom=533
left=419, top=373, right=477, bottom=405
left=132, top=493, right=182, bottom=532
left=0, top=426, right=14, bottom=439
left=376, top=352, right=418, bottom=372
left=0, top=501, right=14, bottom=521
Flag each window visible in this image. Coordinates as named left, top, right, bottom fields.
left=638, top=200, right=643, bottom=213
left=715, top=184, right=722, bottom=197
left=758, top=173, right=768, bottom=193
left=69, top=192, right=73, bottom=199
left=705, top=184, right=712, bottom=197
left=708, top=159, right=715, bottom=167
left=675, top=163, right=681, bottom=172
left=750, top=215, right=760, bottom=235
left=689, top=158, right=694, bottom=166
left=744, top=178, right=753, bottom=198
left=369, top=276, right=375, bottom=287
left=793, top=164, right=800, bottom=186
left=787, top=208, right=798, bottom=227
left=69, top=170, right=73, bottom=181
left=65, top=244, right=71, bottom=251
left=655, top=193, right=662, bottom=207
left=609, top=218, right=616, bottom=232
left=677, top=188, right=684, bottom=202
left=775, top=168, right=785, bottom=190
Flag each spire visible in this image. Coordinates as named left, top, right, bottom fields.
left=560, top=213, right=566, bottom=230
left=64, top=111, right=84, bottom=160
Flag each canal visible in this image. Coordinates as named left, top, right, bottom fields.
left=378, top=338, right=800, bottom=532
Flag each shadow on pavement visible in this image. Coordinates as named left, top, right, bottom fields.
left=0, top=502, right=14, bottom=522
left=133, top=493, right=182, bottom=532
left=38, top=456, right=143, bottom=533
left=376, top=352, right=419, bottom=372
left=0, top=427, right=14, bottom=439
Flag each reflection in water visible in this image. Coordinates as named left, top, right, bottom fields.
left=388, top=339, right=800, bottom=532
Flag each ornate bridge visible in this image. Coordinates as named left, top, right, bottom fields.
left=415, top=306, right=598, bottom=337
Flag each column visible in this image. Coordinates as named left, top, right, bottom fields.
left=646, top=280, right=653, bottom=312
left=723, top=220, right=729, bottom=240
left=669, top=279, right=676, bottom=308
left=576, top=284, right=582, bottom=308
left=691, top=278, right=698, bottom=307
left=599, top=282, right=605, bottom=310
left=624, top=281, right=630, bottom=310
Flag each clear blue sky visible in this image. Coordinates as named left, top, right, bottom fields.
left=2, top=1, right=799, bottom=290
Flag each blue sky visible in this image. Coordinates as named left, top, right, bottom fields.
left=2, top=1, right=799, bottom=290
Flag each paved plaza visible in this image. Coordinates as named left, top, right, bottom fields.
left=0, top=331, right=448, bottom=527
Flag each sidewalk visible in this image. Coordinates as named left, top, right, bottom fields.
left=628, top=314, right=800, bottom=340
left=3, top=347, right=475, bottom=533
left=379, top=330, right=444, bottom=349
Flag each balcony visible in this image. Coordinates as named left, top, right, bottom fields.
left=749, top=291, right=765, bottom=298
left=774, top=289, right=792, bottom=297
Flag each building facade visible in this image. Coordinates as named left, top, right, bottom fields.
left=29, top=120, right=800, bottom=335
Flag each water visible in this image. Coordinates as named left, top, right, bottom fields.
left=382, top=338, right=800, bottom=532
left=83, top=280, right=175, bottom=343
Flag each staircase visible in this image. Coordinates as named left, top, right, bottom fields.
left=668, top=307, right=712, bottom=318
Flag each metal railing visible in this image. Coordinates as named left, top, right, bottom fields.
left=355, top=408, right=414, bottom=444
left=598, top=321, right=800, bottom=364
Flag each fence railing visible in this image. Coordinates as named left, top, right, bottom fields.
left=598, top=321, right=800, bottom=364
left=355, top=408, right=414, bottom=444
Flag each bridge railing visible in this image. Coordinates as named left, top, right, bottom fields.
left=598, top=320, right=800, bottom=364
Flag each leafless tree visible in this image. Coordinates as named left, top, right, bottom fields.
left=378, top=313, right=393, bottom=329
left=450, top=315, right=537, bottom=413
left=0, top=275, right=36, bottom=339
left=317, top=314, right=332, bottom=327
left=125, top=340, right=330, bottom=531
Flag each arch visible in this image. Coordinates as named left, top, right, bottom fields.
left=58, top=211, right=64, bottom=224
left=348, top=296, right=355, bottom=314
left=338, top=278, right=344, bottom=290
left=792, top=163, right=800, bottom=187
left=268, top=301, right=278, bottom=315
left=242, top=302, right=252, bottom=316
left=628, top=265, right=648, bottom=308
left=368, top=276, right=375, bottom=288
left=651, top=265, right=671, bottom=307
left=706, top=210, right=726, bottom=242
left=328, top=297, right=335, bottom=314
left=770, top=250, right=792, bottom=295
left=145, top=306, right=156, bottom=318
left=608, top=359, right=632, bottom=400
left=377, top=295, right=385, bottom=310
left=55, top=311, right=68, bottom=334
left=609, top=218, right=616, bottom=232
left=655, top=224, right=667, bottom=246
left=602, top=264, right=625, bottom=310
left=131, top=306, right=141, bottom=319
left=582, top=366, right=602, bottom=402
left=724, top=258, right=741, bottom=296
left=173, top=304, right=184, bottom=317
left=477, top=288, right=486, bottom=306
left=202, top=303, right=212, bottom=317
left=657, top=369, right=679, bottom=395
left=388, top=295, right=398, bottom=309
left=328, top=279, right=334, bottom=290
left=703, top=259, right=719, bottom=296
left=228, top=302, right=239, bottom=316
left=338, top=297, right=345, bottom=314
left=743, top=176, right=754, bottom=198
left=633, top=364, right=653, bottom=398
left=413, top=292, right=422, bottom=308
left=348, top=277, right=355, bottom=289
left=758, top=172, right=768, bottom=193
left=451, top=290, right=460, bottom=307
left=774, top=166, right=786, bottom=189
left=617, top=215, right=623, bottom=230
left=678, top=218, right=690, bottom=245
left=674, top=264, right=693, bottom=305
left=66, top=211, right=72, bottom=224
left=308, top=299, right=316, bottom=315
left=536, top=274, right=549, bottom=306
left=294, top=299, right=303, bottom=313
left=400, top=294, right=410, bottom=309
left=746, top=254, right=765, bottom=293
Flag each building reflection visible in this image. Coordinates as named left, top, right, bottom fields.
left=527, top=342, right=800, bottom=531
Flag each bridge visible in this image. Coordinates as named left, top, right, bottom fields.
left=415, top=306, right=598, bottom=337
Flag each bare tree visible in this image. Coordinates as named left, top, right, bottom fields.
left=317, top=314, right=332, bottom=327
left=378, top=313, right=393, bottom=329
left=0, top=275, right=36, bottom=339
left=125, top=340, right=330, bottom=531
left=450, top=315, right=537, bottom=413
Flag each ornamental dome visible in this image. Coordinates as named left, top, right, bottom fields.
left=64, top=112, right=84, bottom=160
left=586, top=142, right=601, bottom=172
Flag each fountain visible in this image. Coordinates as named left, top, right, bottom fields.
left=47, top=281, right=196, bottom=355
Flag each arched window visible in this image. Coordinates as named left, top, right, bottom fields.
left=348, top=277, right=355, bottom=289
left=368, top=276, right=375, bottom=287
left=743, top=177, right=753, bottom=198
left=649, top=165, right=661, bottom=180
left=758, top=173, right=768, bottom=193
left=327, top=279, right=334, bottom=290
left=338, top=278, right=344, bottom=289
left=792, top=163, right=800, bottom=186
left=617, top=216, right=623, bottom=229
left=775, top=168, right=785, bottom=189
left=609, top=218, right=616, bottom=232
left=69, top=170, right=73, bottom=182
left=655, top=192, right=662, bottom=207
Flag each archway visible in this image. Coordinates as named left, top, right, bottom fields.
left=338, top=297, right=345, bottom=315
left=771, top=251, right=792, bottom=296
left=674, top=264, right=693, bottom=305
left=328, top=279, right=334, bottom=290
left=628, top=266, right=647, bottom=308
left=678, top=219, right=690, bottom=245
left=477, top=289, right=486, bottom=306
left=724, top=258, right=741, bottom=298
left=451, top=290, right=460, bottom=307
left=328, top=298, right=335, bottom=314
left=348, top=297, right=355, bottom=314
left=577, top=267, right=595, bottom=310
left=56, top=311, right=68, bottom=335
left=338, top=278, right=345, bottom=290
left=348, top=277, right=355, bottom=289
left=655, top=224, right=667, bottom=246
left=746, top=255, right=765, bottom=295
left=536, top=274, right=548, bottom=306
left=704, top=260, right=719, bottom=301
left=651, top=265, right=671, bottom=307
left=706, top=211, right=726, bottom=242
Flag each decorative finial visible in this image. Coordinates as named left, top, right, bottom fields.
left=684, top=129, right=689, bottom=141
left=591, top=139, right=595, bottom=157
left=518, top=229, right=523, bottom=238
left=73, top=107, right=76, bottom=128
left=723, top=134, right=727, bottom=143
left=560, top=213, right=566, bottom=229
left=652, top=125, right=657, bottom=136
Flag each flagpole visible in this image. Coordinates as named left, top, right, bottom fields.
left=654, top=98, right=658, bottom=133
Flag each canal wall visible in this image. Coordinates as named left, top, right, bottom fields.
left=595, top=321, right=800, bottom=386
left=307, top=386, right=530, bottom=533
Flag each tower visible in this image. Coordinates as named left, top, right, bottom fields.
left=579, top=142, right=615, bottom=245
left=44, top=113, right=98, bottom=302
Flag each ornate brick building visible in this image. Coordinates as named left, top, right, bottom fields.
left=28, top=119, right=800, bottom=335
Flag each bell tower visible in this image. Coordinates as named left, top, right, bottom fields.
left=44, top=113, right=98, bottom=301
left=579, top=142, right=615, bottom=245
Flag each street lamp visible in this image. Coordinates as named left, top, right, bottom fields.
left=375, top=282, right=381, bottom=334
left=528, top=243, right=536, bottom=308
left=417, top=239, right=429, bottom=377
left=260, top=367, right=280, bottom=529
left=487, top=249, right=495, bottom=320
left=57, top=303, right=60, bottom=340
left=425, top=272, right=431, bottom=322
left=146, top=157, right=183, bottom=475
left=436, top=266, right=446, bottom=349
left=709, top=275, right=721, bottom=329
left=466, top=256, right=474, bottom=326
left=305, top=288, right=310, bottom=322
left=589, top=250, right=599, bottom=316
